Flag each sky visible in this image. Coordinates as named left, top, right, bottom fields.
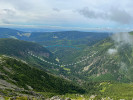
left=0, top=0, right=133, bottom=31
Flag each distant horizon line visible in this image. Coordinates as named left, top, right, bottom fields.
left=0, top=24, right=132, bottom=33
left=0, top=27, right=115, bottom=33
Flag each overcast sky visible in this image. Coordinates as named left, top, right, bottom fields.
left=0, top=0, right=133, bottom=31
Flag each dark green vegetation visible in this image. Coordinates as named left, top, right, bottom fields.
left=0, top=28, right=110, bottom=64
left=0, top=28, right=28, bottom=40
left=61, top=82, right=133, bottom=99
left=0, top=38, right=58, bottom=73
left=99, top=82, right=133, bottom=99
left=0, top=38, right=52, bottom=58
left=62, top=37, right=133, bottom=83
left=0, top=38, right=80, bottom=79
left=27, top=31, right=110, bottom=64
left=0, top=55, right=85, bottom=98
left=0, top=28, right=110, bottom=44
left=76, top=36, right=133, bottom=83
left=1, top=28, right=133, bottom=99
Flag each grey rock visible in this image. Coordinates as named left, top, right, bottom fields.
left=65, top=98, right=71, bottom=100
left=0, top=97, right=5, bottom=100
left=50, top=96, right=64, bottom=100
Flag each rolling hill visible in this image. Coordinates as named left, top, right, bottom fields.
left=0, top=38, right=52, bottom=58
left=0, top=38, right=80, bottom=81
left=64, top=32, right=133, bottom=83
left=1, top=29, right=132, bottom=83
left=0, top=28, right=111, bottom=64
left=0, top=55, right=85, bottom=99
left=0, top=28, right=133, bottom=99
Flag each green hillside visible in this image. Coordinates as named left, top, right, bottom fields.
left=2, top=33, right=133, bottom=84
left=0, top=38, right=52, bottom=58
left=0, top=30, right=133, bottom=99
left=66, top=32, right=133, bottom=83
left=0, top=55, right=85, bottom=99
left=2, top=33, right=132, bottom=84
left=0, top=38, right=87, bottom=85
left=0, top=28, right=110, bottom=64
left=61, top=82, right=133, bottom=100
left=0, top=38, right=59, bottom=73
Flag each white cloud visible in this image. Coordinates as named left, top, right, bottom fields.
left=0, top=0, right=133, bottom=30
left=108, top=48, right=117, bottom=55
left=78, top=7, right=133, bottom=24
left=112, top=32, right=133, bottom=45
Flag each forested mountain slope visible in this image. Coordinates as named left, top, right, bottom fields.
left=0, top=55, right=85, bottom=99
left=70, top=32, right=133, bottom=83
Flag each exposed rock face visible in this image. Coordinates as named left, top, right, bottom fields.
left=65, top=98, right=71, bottom=100
left=0, top=79, right=18, bottom=90
left=50, top=96, right=63, bottom=100
left=47, top=96, right=71, bottom=100
left=0, top=97, right=5, bottom=100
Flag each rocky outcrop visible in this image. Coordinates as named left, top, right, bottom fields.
left=46, top=96, right=71, bottom=100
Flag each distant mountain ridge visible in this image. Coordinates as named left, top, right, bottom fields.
left=0, top=27, right=111, bottom=65
left=1, top=28, right=133, bottom=99
left=0, top=38, right=53, bottom=59
left=0, top=27, right=110, bottom=43
left=1, top=28, right=132, bottom=83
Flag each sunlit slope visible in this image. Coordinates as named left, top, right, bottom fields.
left=61, top=82, right=133, bottom=100
left=72, top=32, right=133, bottom=82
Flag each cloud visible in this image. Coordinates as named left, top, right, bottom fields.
left=108, top=32, right=133, bottom=76
left=107, top=32, right=133, bottom=56
left=78, top=7, right=106, bottom=19
left=78, top=7, right=98, bottom=18
left=78, top=7, right=133, bottom=24
left=0, top=9, right=16, bottom=24
left=108, top=48, right=117, bottom=55
left=53, top=8, right=60, bottom=12
left=112, top=32, right=133, bottom=45
left=0, top=0, right=133, bottom=30
left=109, top=8, right=133, bottom=24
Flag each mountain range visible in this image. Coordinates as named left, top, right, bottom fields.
left=0, top=28, right=133, bottom=99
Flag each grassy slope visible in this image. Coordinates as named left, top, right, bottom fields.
left=0, top=38, right=88, bottom=82
left=66, top=36, right=133, bottom=83
left=0, top=37, right=132, bottom=84
left=0, top=38, right=52, bottom=58
left=59, top=82, right=133, bottom=100
left=0, top=38, right=67, bottom=76
left=0, top=55, right=85, bottom=95
left=0, top=28, right=109, bottom=65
